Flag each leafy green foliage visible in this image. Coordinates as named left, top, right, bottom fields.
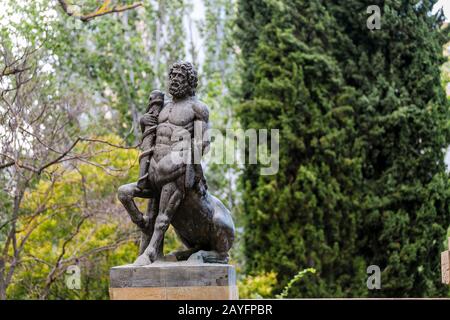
left=5, top=135, right=180, bottom=299
left=238, top=271, right=277, bottom=299
left=48, top=0, right=188, bottom=142
left=277, top=268, right=316, bottom=298
left=328, top=0, right=450, bottom=297
left=236, top=0, right=450, bottom=297
left=5, top=135, right=136, bottom=299
left=236, top=0, right=367, bottom=297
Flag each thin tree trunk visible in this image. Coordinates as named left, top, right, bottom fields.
left=188, top=13, right=197, bottom=65
left=154, top=0, right=164, bottom=88
left=0, top=285, right=5, bottom=300
left=119, top=12, right=141, bottom=143
left=1, top=176, right=26, bottom=300
left=0, top=258, right=6, bottom=300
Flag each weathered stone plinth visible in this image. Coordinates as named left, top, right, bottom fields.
left=109, top=261, right=238, bottom=300
left=442, top=237, right=450, bottom=285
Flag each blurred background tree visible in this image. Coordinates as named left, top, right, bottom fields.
left=327, top=0, right=450, bottom=297
left=236, top=0, right=367, bottom=297
left=236, top=0, right=450, bottom=297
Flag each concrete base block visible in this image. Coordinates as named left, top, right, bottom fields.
left=442, top=237, right=450, bottom=285
left=109, top=261, right=238, bottom=300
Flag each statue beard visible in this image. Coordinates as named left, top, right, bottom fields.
left=169, top=81, right=191, bottom=99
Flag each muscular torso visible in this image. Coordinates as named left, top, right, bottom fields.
left=147, top=96, right=208, bottom=188
left=153, top=98, right=195, bottom=163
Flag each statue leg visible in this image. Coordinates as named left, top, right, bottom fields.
left=138, top=198, right=159, bottom=255
left=166, top=247, right=200, bottom=261
left=164, top=232, right=199, bottom=261
left=134, top=181, right=183, bottom=266
left=182, top=195, right=234, bottom=264
left=117, top=182, right=152, bottom=230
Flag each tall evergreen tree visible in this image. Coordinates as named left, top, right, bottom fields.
left=236, top=0, right=367, bottom=297
left=327, top=0, right=450, bottom=297
left=236, top=0, right=450, bottom=297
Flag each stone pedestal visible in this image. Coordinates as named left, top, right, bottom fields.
left=109, top=261, right=238, bottom=300
left=442, top=237, right=450, bottom=285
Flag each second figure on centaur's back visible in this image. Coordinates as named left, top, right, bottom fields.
left=136, top=90, right=165, bottom=192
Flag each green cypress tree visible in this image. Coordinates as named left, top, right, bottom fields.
left=326, top=0, right=450, bottom=297
left=236, top=0, right=368, bottom=297
left=237, top=0, right=450, bottom=297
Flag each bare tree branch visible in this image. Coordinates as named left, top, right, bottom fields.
left=36, top=138, right=81, bottom=175
left=0, top=134, right=138, bottom=174
left=79, top=136, right=140, bottom=149
left=0, top=161, right=14, bottom=170
left=57, top=0, right=143, bottom=22
left=39, top=214, right=88, bottom=300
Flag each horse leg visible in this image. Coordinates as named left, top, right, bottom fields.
left=134, top=181, right=183, bottom=265
left=117, top=182, right=152, bottom=230
left=138, top=197, right=159, bottom=255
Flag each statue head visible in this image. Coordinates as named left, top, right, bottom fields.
left=148, top=90, right=164, bottom=105
left=168, top=61, right=198, bottom=99
left=146, top=90, right=164, bottom=112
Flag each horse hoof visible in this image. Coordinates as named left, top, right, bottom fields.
left=133, top=254, right=152, bottom=266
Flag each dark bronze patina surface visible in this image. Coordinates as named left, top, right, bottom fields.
left=118, top=61, right=235, bottom=266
